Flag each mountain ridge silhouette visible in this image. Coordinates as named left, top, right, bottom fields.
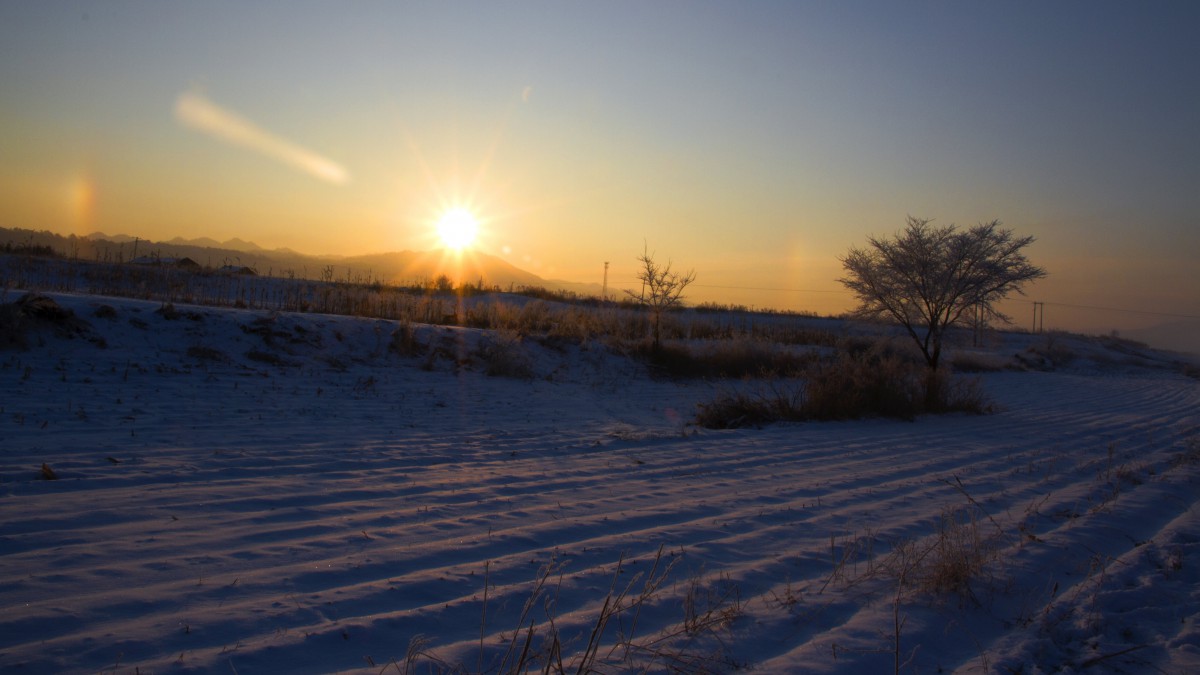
left=5, top=226, right=601, bottom=295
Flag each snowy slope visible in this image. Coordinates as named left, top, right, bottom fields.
left=1, top=291, right=1197, bottom=674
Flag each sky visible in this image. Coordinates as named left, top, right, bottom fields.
left=1, top=1, right=1197, bottom=336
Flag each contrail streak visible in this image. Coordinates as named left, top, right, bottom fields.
left=175, top=91, right=349, bottom=185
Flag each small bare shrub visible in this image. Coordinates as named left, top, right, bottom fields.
left=389, top=321, right=423, bottom=357
left=476, top=331, right=534, bottom=379
left=625, top=246, right=696, bottom=349
left=803, top=346, right=923, bottom=420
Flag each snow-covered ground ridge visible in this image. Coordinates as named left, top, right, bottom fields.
left=0, top=290, right=1197, bottom=674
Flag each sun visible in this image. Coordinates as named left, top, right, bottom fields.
left=434, top=207, right=479, bottom=251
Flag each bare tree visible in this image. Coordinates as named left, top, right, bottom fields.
left=625, top=245, right=696, bottom=349
left=840, top=216, right=1045, bottom=377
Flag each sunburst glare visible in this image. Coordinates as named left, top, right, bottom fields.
left=435, top=207, right=479, bottom=251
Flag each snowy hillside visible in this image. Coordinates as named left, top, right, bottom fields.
left=1, top=290, right=1197, bottom=673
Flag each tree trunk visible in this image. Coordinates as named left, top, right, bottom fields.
left=923, top=367, right=943, bottom=411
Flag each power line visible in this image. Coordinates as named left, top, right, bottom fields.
left=1039, top=301, right=1200, bottom=321
left=690, top=287, right=1199, bottom=320
left=613, top=279, right=848, bottom=294
left=691, top=283, right=848, bottom=294
left=612, top=277, right=1199, bottom=320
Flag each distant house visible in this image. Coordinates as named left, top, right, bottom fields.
left=130, top=255, right=201, bottom=270
left=219, top=264, right=257, bottom=276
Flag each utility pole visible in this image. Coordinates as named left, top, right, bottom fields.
left=602, top=261, right=609, bottom=303
left=1032, top=301, right=1044, bottom=334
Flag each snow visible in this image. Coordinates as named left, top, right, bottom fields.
left=1, top=291, right=1197, bottom=674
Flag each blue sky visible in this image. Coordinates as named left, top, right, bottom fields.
left=1, top=1, right=1197, bottom=335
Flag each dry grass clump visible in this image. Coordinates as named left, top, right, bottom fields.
left=695, top=339, right=993, bottom=428
left=475, top=331, right=535, bottom=379
left=399, top=548, right=743, bottom=674
left=684, top=310, right=840, bottom=346
left=186, top=345, right=227, bottom=362
left=803, top=495, right=1009, bottom=668
left=749, top=323, right=841, bottom=347
left=0, top=293, right=93, bottom=349
left=695, top=385, right=807, bottom=429
left=1169, top=438, right=1200, bottom=469
left=479, top=300, right=651, bottom=345
left=245, top=348, right=296, bottom=367
left=388, top=321, right=423, bottom=357
left=1019, top=332, right=1077, bottom=370
left=0, top=301, right=27, bottom=349
left=950, top=350, right=1013, bottom=373
left=1095, top=333, right=1150, bottom=355
left=915, top=506, right=998, bottom=600
left=825, top=501, right=1006, bottom=604
left=155, top=302, right=181, bottom=320
left=803, top=346, right=923, bottom=420
left=13, top=293, right=74, bottom=322
left=634, top=338, right=812, bottom=379
left=928, top=370, right=995, bottom=414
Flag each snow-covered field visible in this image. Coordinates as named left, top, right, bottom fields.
left=1, top=290, right=1198, bottom=674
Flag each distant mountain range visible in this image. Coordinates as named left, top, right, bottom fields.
left=3, top=227, right=603, bottom=296
left=86, top=232, right=310, bottom=259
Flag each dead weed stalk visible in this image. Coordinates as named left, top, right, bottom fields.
left=403, top=546, right=743, bottom=674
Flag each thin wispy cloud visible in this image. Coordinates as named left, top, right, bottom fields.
left=174, top=91, right=349, bottom=185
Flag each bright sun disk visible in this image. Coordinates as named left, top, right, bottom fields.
left=435, top=207, right=479, bottom=251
